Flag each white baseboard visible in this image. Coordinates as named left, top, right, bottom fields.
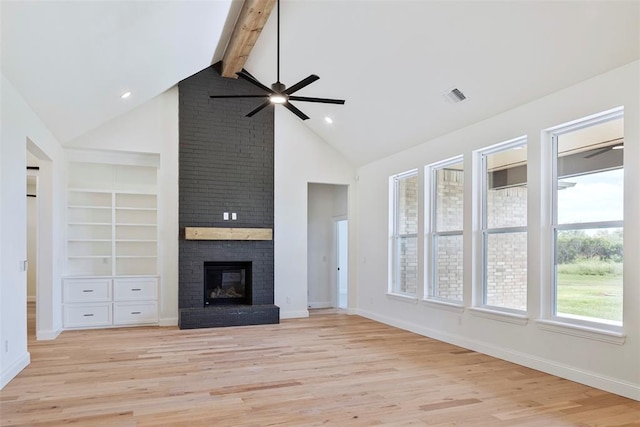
left=307, top=301, right=332, bottom=309
left=356, top=308, right=640, bottom=401
left=1, top=352, right=30, bottom=390
left=159, top=317, right=178, bottom=327
left=36, top=328, right=62, bottom=341
left=280, top=309, right=309, bottom=319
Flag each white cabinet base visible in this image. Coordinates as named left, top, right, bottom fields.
left=63, top=277, right=158, bottom=330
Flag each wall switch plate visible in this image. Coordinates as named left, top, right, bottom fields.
left=223, top=212, right=229, bottom=220
left=231, top=213, right=237, bottom=220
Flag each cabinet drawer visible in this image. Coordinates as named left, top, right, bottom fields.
left=114, top=278, right=157, bottom=301
left=63, top=278, right=111, bottom=303
left=64, top=303, right=112, bottom=328
left=114, top=302, right=158, bottom=325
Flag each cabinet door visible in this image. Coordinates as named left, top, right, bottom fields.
left=63, top=278, right=112, bottom=303
left=113, top=278, right=157, bottom=301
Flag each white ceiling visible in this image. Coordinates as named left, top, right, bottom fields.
left=2, top=1, right=639, bottom=167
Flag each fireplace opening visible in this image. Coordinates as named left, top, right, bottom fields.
left=204, top=261, right=252, bottom=306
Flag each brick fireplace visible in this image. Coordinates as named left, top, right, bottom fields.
left=177, top=63, right=279, bottom=329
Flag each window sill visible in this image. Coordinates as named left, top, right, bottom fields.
left=469, top=307, right=529, bottom=325
left=386, top=293, right=419, bottom=304
left=421, top=298, right=465, bottom=313
left=536, top=319, right=626, bottom=345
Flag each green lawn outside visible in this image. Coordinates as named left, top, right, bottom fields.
left=556, top=273, right=622, bottom=322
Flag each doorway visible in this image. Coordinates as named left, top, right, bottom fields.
left=336, top=219, right=348, bottom=309
left=307, top=183, right=348, bottom=310
left=26, top=151, right=39, bottom=337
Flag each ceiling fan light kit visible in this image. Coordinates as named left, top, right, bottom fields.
left=210, top=0, right=345, bottom=120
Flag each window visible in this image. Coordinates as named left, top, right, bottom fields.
left=390, top=170, right=418, bottom=296
left=480, top=137, right=528, bottom=312
left=552, top=109, right=623, bottom=327
left=427, top=157, right=464, bottom=302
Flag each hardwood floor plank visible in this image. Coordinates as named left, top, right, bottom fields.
left=1, top=304, right=639, bottom=426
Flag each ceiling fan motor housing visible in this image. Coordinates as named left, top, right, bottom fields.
left=271, top=82, right=286, bottom=93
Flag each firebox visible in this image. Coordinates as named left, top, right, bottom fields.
left=204, top=261, right=252, bottom=306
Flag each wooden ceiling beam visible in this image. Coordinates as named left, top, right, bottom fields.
left=221, top=0, right=276, bottom=78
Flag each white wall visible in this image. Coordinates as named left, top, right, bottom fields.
left=1, top=73, right=66, bottom=389
left=275, top=110, right=356, bottom=318
left=355, top=61, right=640, bottom=400
left=67, top=87, right=180, bottom=326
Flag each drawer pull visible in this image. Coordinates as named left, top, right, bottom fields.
left=82, top=290, right=94, bottom=293
left=131, top=311, right=141, bottom=315
left=83, top=313, right=94, bottom=317
left=131, top=288, right=142, bottom=291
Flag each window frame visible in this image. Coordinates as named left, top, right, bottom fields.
left=549, top=108, right=624, bottom=330
left=389, top=169, right=419, bottom=297
left=426, top=156, right=464, bottom=303
left=479, top=136, right=528, bottom=314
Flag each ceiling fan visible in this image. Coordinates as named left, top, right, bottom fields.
left=210, top=0, right=345, bottom=120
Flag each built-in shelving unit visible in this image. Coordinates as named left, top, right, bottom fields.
left=64, top=160, right=159, bottom=329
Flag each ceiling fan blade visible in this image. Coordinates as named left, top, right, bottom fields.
left=284, top=75, right=319, bottom=95
left=289, top=96, right=345, bottom=105
left=246, top=100, right=272, bottom=117
left=236, top=69, right=272, bottom=93
left=283, top=102, right=310, bottom=120
left=209, top=95, right=270, bottom=99
left=583, top=147, right=611, bottom=159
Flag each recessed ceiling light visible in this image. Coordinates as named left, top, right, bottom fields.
left=121, top=91, right=132, bottom=99
left=513, top=146, right=524, bottom=150
left=324, top=117, right=333, bottom=124
left=612, top=144, right=624, bottom=150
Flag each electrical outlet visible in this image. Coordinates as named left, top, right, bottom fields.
left=286, top=296, right=291, bottom=304
left=223, top=212, right=229, bottom=220
left=231, top=213, right=237, bottom=220
left=4, top=340, right=8, bottom=353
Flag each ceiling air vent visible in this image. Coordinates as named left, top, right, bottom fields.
left=443, top=87, right=467, bottom=103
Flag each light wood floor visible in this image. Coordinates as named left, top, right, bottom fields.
left=1, top=304, right=639, bottom=426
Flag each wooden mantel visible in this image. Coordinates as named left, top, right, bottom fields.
left=185, top=227, right=273, bottom=241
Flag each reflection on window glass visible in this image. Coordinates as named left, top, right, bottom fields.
left=485, top=232, right=527, bottom=311
left=481, top=139, right=527, bottom=311
left=392, top=171, right=418, bottom=296
left=553, top=113, right=623, bottom=326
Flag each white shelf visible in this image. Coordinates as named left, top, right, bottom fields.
left=66, top=161, right=158, bottom=278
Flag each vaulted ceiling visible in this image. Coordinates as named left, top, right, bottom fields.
left=2, top=1, right=638, bottom=167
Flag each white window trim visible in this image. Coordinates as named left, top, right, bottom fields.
left=469, top=306, right=529, bottom=325
left=425, top=156, right=464, bottom=304
left=545, top=108, right=625, bottom=333
left=536, top=319, right=625, bottom=345
left=476, top=136, right=528, bottom=314
left=421, top=298, right=465, bottom=313
left=386, top=292, right=419, bottom=304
